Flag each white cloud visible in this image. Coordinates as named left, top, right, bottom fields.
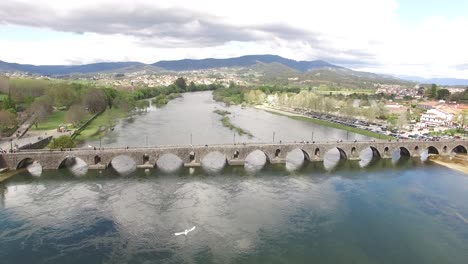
left=0, top=0, right=467, bottom=78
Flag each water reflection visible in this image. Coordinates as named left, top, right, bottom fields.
left=110, top=155, right=137, bottom=176
left=323, top=148, right=345, bottom=171
left=1, top=162, right=467, bottom=263
left=285, top=148, right=306, bottom=171
left=244, top=150, right=268, bottom=173
left=0, top=160, right=468, bottom=263
left=156, top=154, right=183, bottom=174
left=201, top=151, right=226, bottom=174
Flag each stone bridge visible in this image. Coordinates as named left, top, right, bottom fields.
left=0, top=140, right=467, bottom=171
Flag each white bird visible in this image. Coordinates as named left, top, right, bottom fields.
left=96, top=184, right=102, bottom=191
left=174, top=226, right=196, bottom=236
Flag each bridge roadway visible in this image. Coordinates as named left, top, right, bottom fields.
left=0, top=140, right=467, bottom=170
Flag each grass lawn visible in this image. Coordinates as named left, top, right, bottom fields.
left=75, top=108, right=126, bottom=140
left=30, top=111, right=67, bottom=131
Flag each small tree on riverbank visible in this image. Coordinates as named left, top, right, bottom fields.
left=84, top=88, right=107, bottom=113
left=66, top=104, right=87, bottom=126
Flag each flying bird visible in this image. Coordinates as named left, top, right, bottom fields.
left=174, top=226, right=196, bottom=236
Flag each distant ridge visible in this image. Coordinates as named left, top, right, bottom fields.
left=0, top=55, right=342, bottom=76
left=0, top=60, right=143, bottom=76
left=153, top=54, right=341, bottom=72
left=398, top=75, right=468, bottom=86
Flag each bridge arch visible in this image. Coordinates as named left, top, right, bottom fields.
left=245, top=150, right=269, bottom=172
left=0, top=154, right=6, bottom=169
left=383, top=147, right=390, bottom=157
left=370, top=147, right=381, bottom=159
left=325, top=147, right=347, bottom=160
left=274, top=148, right=281, bottom=158
left=399, top=147, right=410, bottom=157
left=58, top=156, right=89, bottom=176
left=58, top=156, right=74, bottom=169
left=427, top=146, right=440, bottom=155
left=452, top=145, right=467, bottom=154
left=17, top=158, right=35, bottom=170
left=301, top=149, right=311, bottom=161
left=314, top=148, right=321, bottom=158
left=285, top=148, right=311, bottom=171
left=94, top=155, right=102, bottom=165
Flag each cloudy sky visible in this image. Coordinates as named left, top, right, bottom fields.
left=0, top=0, right=467, bottom=78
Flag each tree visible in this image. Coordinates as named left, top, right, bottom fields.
left=0, top=110, right=17, bottom=133
left=1, top=93, right=16, bottom=112
left=66, top=104, right=87, bottom=126
left=188, top=81, right=197, bottom=92
left=28, top=96, right=53, bottom=128
left=426, top=84, right=438, bottom=99
left=47, top=85, right=78, bottom=108
left=174, top=77, right=187, bottom=90
left=49, top=135, right=77, bottom=149
left=84, top=88, right=107, bottom=113
left=436, top=89, right=450, bottom=100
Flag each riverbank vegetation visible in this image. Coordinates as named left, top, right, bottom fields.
left=49, top=135, right=77, bottom=149
left=213, top=109, right=253, bottom=137
left=0, top=76, right=225, bottom=140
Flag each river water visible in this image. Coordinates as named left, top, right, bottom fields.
left=1, top=91, right=468, bottom=263
left=87, top=91, right=369, bottom=148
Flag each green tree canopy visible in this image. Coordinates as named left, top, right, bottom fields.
left=49, top=135, right=77, bottom=149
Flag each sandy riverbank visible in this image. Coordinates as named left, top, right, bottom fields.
left=429, top=155, right=468, bottom=175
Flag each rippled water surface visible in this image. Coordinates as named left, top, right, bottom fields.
left=1, top=161, right=468, bottom=264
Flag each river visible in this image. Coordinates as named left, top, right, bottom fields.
left=1, top=91, right=467, bottom=263
left=86, top=91, right=369, bottom=148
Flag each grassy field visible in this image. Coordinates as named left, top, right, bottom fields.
left=30, top=111, right=67, bottom=131
left=75, top=108, right=126, bottom=140
left=263, top=109, right=393, bottom=140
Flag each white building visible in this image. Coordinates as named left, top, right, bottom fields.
left=420, top=109, right=454, bottom=127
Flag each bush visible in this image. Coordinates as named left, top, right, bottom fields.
left=49, top=135, right=77, bottom=149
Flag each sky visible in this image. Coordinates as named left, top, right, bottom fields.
left=0, top=0, right=467, bottom=78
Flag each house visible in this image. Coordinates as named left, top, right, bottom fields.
left=420, top=109, right=454, bottom=127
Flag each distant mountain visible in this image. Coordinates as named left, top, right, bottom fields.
left=153, top=55, right=341, bottom=72
left=0, top=55, right=413, bottom=89
left=398, top=75, right=468, bottom=86
left=0, top=61, right=143, bottom=75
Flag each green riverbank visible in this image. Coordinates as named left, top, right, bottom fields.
left=257, top=106, right=393, bottom=140
left=214, top=110, right=253, bottom=137
left=74, top=108, right=126, bottom=141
